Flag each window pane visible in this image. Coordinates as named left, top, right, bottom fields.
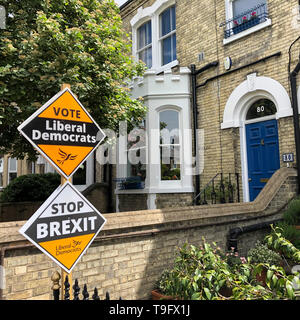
left=160, top=146, right=181, bottom=180
left=9, top=158, right=17, bottom=171
left=162, top=36, right=172, bottom=65
left=138, top=21, right=152, bottom=49
left=161, top=6, right=176, bottom=36
left=171, top=6, right=176, bottom=30
left=233, top=0, right=266, bottom=17
left=246, top=99, right=276, bottom=120
left=9, top=173, right=17, bottom=183
left=161, top=8, right=171, bottom=36
left=160, top=110, right=179, bottom=145
left=138, top=47, right=152, bottom=69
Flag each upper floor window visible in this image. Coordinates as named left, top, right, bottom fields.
left=160, top=5, right=176, bottom=66
left=221, top=0, right=271, bottom=43
left=131, top=1, right=178, bottom=73
left=137, top=21, right=152, bottom=69
left=233, top=0, right=266, bottom=18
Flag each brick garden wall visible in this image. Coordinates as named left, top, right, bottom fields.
left=0, top=167, right=297, bottom=300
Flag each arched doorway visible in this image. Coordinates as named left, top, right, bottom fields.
left=245, top=99, right=280, bottom=201
left=221, top=74, right=293, bottom=202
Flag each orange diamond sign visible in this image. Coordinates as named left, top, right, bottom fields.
left=18, top=88, right=105, bottom=178
left=19, top=182, right=106, bottom=273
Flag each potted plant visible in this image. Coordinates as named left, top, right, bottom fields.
left=249, top=11, right=260, bottom=27
left=248, top=241, right=283, bottom=286
left=151, top=270, right=175, bottom=300
left=151, top=239, right=299, bottom=300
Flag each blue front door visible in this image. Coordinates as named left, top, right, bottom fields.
left=246, top=119, right=280, bottom=201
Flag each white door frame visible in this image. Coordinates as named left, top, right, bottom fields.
left=221, top=74, right=292, bottom=202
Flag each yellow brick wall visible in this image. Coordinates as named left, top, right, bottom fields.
left=0, top=168, right=297, bottom=300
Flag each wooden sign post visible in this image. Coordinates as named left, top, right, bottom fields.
left=59, top=84, right=72, bottom=300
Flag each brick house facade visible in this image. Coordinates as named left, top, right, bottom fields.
left=114, top=0, right=300, bottom=211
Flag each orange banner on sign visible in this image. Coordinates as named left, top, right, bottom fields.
left=38, top=145, right=93, bottom=176
left=38, top=91, right=93, bottom=123
left=39, top=233, right=95, bottom=270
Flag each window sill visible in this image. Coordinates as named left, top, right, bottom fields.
left=223, top=19, right=272, bottom=45
left=115, top=185, right=194, bottom=194
left=154, top=60, right=179, bottom=74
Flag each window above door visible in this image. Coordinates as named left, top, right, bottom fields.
left=220, top=0, right=272, bottom=45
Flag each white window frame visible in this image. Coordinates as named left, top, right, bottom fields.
left=131, top=0, right=178, bottom=74
left=137, top=20, right=152, bottom=69
left=8, top=157, right=17, bottom=184
left=159, top=5, right=176, bottom=68
left=223, top=0, right=272, bottom=45
left=159, top=108, right=181, bottom=186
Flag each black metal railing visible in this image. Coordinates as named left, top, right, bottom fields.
left=220, top=3, right=268, bottom=39
left=193, top=173, right=240, bottom=206
left=53, top=275, right=123, bottom=300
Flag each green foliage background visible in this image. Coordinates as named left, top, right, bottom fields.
left=0, top=172, right=60, bottom=202
left=0, top=0, right=147, bottom=160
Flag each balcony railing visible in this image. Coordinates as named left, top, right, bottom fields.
left=220, top=3, right=268, bottom=39
left=193, top=173, right=240, bottom=206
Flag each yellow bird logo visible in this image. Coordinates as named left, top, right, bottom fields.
left=57, top=148, right=77, bottom=165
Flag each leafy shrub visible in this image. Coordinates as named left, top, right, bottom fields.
left=265, top=225, right=300, bottom=263
left=155, top=240, right=300, bottom=300
left=248, top=241, right=282, bottom=266
left=273, top=222, right=300, bottom=250
left=0, top=173, right=60, bottom=202
left=282, top=198, right=300, bottom=225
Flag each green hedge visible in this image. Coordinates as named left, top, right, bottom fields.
left=0, top=173, right=60, bottom=203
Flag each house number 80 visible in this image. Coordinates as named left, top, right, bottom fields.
left=257, top=106, right=265, bottom=113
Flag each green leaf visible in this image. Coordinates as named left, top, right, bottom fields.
left=286, top=283, right=294, bottom=300
left=204, top=288, right=211, bottom=300
left=191, top=292, right=201, bottom=300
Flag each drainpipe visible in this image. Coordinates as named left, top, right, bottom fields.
left=227, top=218, right=282, bottom=252
left=191, top=61, right=219, bottom=205
left=289, top=56, right=300, bottom=195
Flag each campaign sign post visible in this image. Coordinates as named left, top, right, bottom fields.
left=17, top=87, right=105, bottom=179
left=19, top=182, right=106, bottom=273
left=18, top=85, right=107, bottom=296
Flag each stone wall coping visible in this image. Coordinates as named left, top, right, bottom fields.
left=0, top=167, right=296, bottom=246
